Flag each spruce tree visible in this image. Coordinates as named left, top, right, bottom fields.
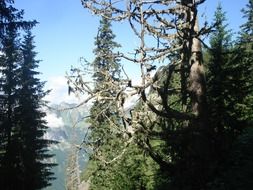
left=81, top=15, right=135, bottom=189
left=205, top=3, right=253, bottom=188
left=14, top=29, right=56, bottom=189
left=207, top=3, right=252, bottom=137
left=237, top=0, right=253, bottom=122
left=0, top=3, right=27, bottom=187
left=89, top=15, right=121, bottom=158
left=211, top=2, right=253, bottom=187
left=205, top=6, right=237, bottom=186
left=206, top=3, right=233, bottom=140
left=240, top=0, right=253, bottom=44
left=0, top=1, right=55, bottom=189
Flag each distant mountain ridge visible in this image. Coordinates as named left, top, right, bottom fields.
left=44, top=102, right=90, bottom=190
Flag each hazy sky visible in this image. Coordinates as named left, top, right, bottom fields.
left=14, top=0, right=248, bottom=104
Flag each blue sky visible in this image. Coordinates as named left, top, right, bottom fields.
left=14, top=0, right=248, bottom=103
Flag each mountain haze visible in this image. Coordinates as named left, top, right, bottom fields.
left=44, top=102, right=90, bottom=190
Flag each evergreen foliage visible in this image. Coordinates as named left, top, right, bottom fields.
left=0, top=1, right=56, bottom=189
left=15, top=30, right=56, bottom=189
left=88, top=15, right=121, bottom=151
left=82, top=15, right=124, bottom=189
left=208, top=127, right=253, bottom=190
left=82, top=14, right=159, bottom=190
left=206, top=1, right=253, bottom=149
left=205, top=2, right=253, bottom=188
left=237, top=0, right=253, bottom=122
left=0, top=2, right=32, bottom=188
left=74, top=0, right=253, bottom=189
left=206, top=3, right=236, bottom=158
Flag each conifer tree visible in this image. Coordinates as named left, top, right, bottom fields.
left=206, top=3, right=233, bottom=140
left=0, top=1, right=56, bottom=189
left=204, top=6, right=238, bottom=185
left=14, top=29, right=56, bottom=189
left=0, top=24, right=21, bottom=189
left=89, top=14, right=121, bottom=126
left=207, top=3, right=252, bottom=139
left=89, top=15, right=121, bottom=155
left=80, top=14, right=151, bottom=190
left=240, top=0, right=253, bottom=44
left=0, top=2, right=31, bottom=187
left=83, top=15, right=124, bottom=189
left=77, top=0, right=212, bottom=189
left=205, top=3, right=253, bottom=188
left=237, top=0, right=253, bottom=122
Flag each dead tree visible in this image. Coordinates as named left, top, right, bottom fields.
left=68, top=0, right=213, bottom=179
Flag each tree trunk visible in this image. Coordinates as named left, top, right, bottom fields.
left=180, top=0, right=208, bottom=128
left=187, top=7, right=208, bottom=129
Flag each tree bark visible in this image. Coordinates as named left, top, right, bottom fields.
left=187, top=5, right=208, bottom=128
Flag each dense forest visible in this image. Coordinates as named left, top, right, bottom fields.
left=1, top=0, right=253, bottom=190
